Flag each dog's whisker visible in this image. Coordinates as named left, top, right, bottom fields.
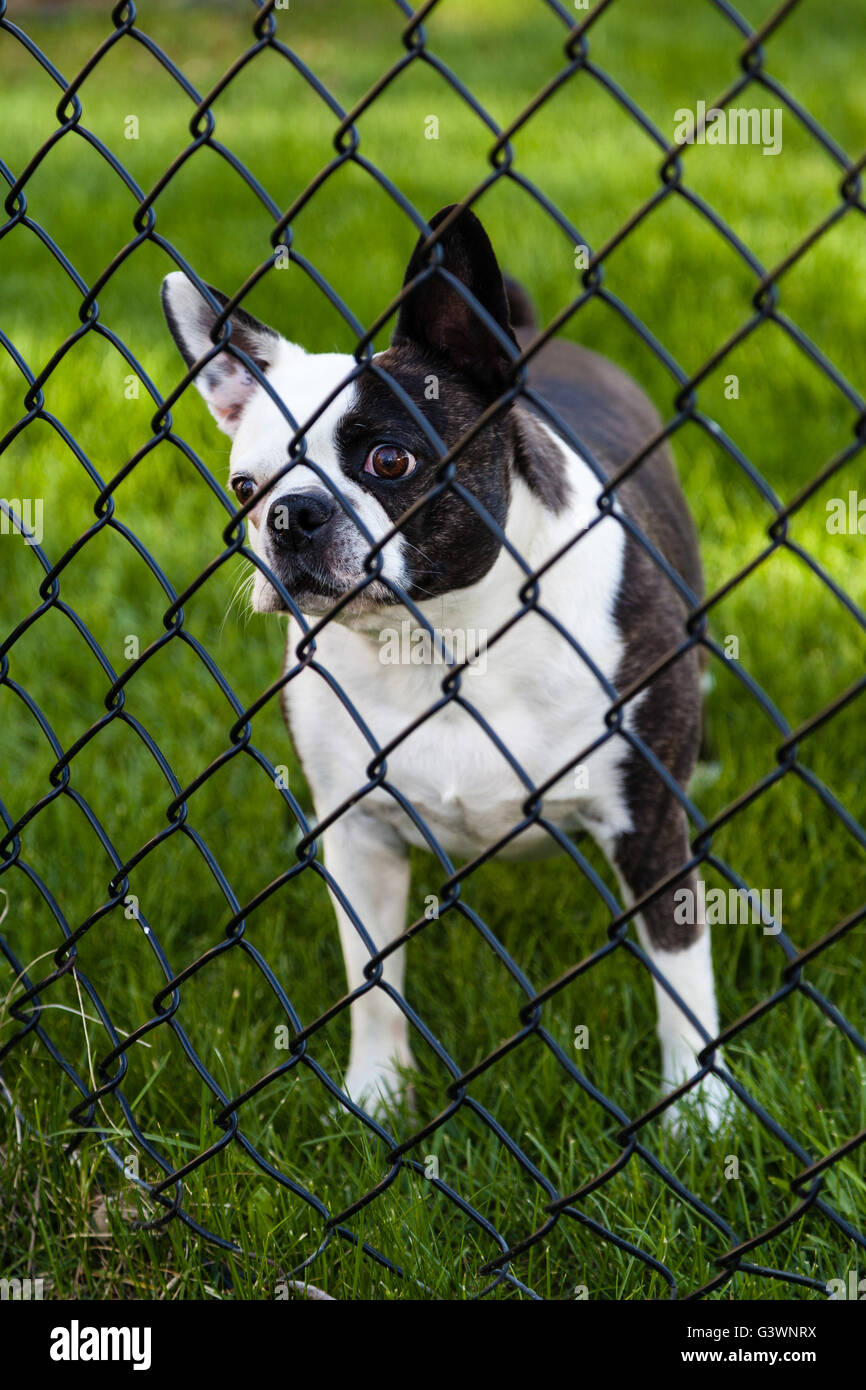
left=221, top=564, right=256, bottom=635
left=396, top=536, right=430, bottom=561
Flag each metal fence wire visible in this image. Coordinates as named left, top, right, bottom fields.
left=1, top=0, right=865, bottom=1300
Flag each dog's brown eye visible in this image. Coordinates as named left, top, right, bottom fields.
left=232, top=477, right=256, bottom=504
left=364, top=444, right=416, bottom=480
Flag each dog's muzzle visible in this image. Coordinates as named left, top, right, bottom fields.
left=268, top=489, right=336, bottom=550
left=261, top=486, right=394, bottom=612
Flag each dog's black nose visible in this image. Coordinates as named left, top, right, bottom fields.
left=268, top=490, right=335, bottom=547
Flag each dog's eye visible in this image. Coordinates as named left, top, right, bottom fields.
left=364, top=444, right=416, bottom=480
left=231, top=477, right=256, bottom=504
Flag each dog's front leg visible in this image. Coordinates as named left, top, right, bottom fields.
left=322, top=807, right=414, bottom=1110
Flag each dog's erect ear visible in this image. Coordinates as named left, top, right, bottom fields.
left=391, top=205, right=519, bottom=393
left=161, top=272, right=279, bottom=437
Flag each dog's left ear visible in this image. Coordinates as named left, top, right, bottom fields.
left=392, top=205, right=518, bottom=394
left=161, top=272, right=279, bottom=437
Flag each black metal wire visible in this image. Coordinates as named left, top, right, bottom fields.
left=0, top=0, right=864, bottom=1299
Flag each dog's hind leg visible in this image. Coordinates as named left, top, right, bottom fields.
left=596, top=800, right=730, bottom=1130
left=322, top=808, right=415, bottom=1112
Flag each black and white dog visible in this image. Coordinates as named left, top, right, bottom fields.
left=162, top=205, right=727, bottom=1127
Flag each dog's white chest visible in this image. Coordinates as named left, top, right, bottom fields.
left=283, top=504, right=635, bottom=860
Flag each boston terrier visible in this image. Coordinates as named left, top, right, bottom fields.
left=161, top=204, right=728, bottom=1129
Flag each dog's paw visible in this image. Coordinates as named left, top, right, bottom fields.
left=662, top=1065, right=733, bottom=1137
left=341, top=1054, right=416, bottom=1119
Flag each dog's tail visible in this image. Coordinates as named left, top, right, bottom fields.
left=504, top=275, right=537, bottom=332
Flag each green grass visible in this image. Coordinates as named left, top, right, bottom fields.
left=1, top=0, right=865, bottom=1300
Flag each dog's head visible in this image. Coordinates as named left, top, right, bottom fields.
left=161, top=205, right=551, bottom=619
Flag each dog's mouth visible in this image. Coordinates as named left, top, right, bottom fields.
left=256, top=556, right=398, bottom=617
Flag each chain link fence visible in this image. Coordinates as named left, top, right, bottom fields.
left=1, top=0, right=864, bottom=1299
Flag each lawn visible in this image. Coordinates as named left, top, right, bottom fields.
left=0, top=0, right=864, bottom=1300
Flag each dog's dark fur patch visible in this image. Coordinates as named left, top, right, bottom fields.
left=329, top=209, right=574, bottom=603
left=515, top=325, right=704, bottom=950
left=511, top=406, right=571, bottom=513
left=335, top=347, right=513, bottom=599
left=393, top=205, right=519, bottom=395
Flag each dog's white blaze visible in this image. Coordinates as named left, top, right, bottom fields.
left=229, top=342, right=408, bottom=600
